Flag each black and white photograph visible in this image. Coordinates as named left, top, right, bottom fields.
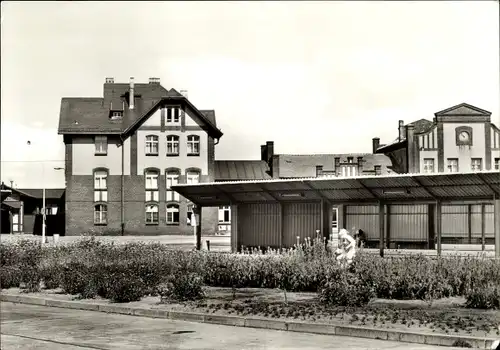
left=1, top=1, right=499, bottom=349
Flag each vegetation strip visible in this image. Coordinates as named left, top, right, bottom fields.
left=0, top=294, right=495, bottom=349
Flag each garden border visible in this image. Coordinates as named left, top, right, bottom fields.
left=1, top=293, right=496, bottom=349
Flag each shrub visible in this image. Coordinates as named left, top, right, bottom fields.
left=319, top=270, right=375, bottom=307
left=105, top=270, right=145, bottom=303
left=0, top=265, right=21, bottom=289
left=60, top=261, right=96, bottom=297
left=465, top=283, right=500, bottom=310
left=159, top=273, right=205, bottom=302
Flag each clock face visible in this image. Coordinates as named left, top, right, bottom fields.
left=459, top=131, right=470, bottom=141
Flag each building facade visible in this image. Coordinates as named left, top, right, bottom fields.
left=58, top=77, right=223, bottom=236
left=375, top=103, right=500, bottom=174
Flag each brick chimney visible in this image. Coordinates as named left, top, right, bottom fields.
left=149, top=77, right=160, bottom=84
left=180, top=90, right=188, bottom=98
left=398, top=120, right=405, bottom=141
left=261, top=145, right=267, bottom=161
left=405, top=124, right=416, bottom=173
left=266, top=141, right=274, bottom=163
left=105, top=77, right=114, bottom=84
left=372, top=138, right=380, bottom=153
left=129, top=77, right=135, bottom=110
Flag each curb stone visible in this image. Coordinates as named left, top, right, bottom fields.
left=0, top=293, right=495, bottom=349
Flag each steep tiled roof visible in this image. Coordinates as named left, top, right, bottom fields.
left=277, top=154, right=393, bottom=178
left=376, top=119, right=434, bottom=153
left=15, top=188, right=65, bottom=199
left=215, top=160, right=271, bottom=181
left=200, top=110, right=216, bottom=126
left=58, top=82, right=222, bottom=138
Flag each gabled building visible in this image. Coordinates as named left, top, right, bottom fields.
left=375, top=103, right=500, bottom=174
left=0, top=183, right=65, bottom=234
left=58, top=77, right=223, bottom=236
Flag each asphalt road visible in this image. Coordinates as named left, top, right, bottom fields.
left=0, top=302, right=467, bottom=350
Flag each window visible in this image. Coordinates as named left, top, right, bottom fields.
left=218, top=205, right=231, bottom=223
left=187, top=203, right=193, bottom=225
left=110, top=111, right=123, bottom=120
left=423, top=158, right=435, bottom=174
left=166, top=107, right=180, bottom=123
left=145, top=204, right=159, bottom=224
left=341, top=165, right=357, bottom=177
left=332, top=207, right=338, bottom=231
left=471, top=158, right=482, bottom=171
left=94, top=204, right=107, bottom=225
left=145, top=170, right=159, bottom=202
left=447, top=158, right=459, bottom=173
left=187, top=135, right=200, bottom=155
left=374, top=165, right=382, bottom=176
left=495, top=158, right=500, bottom=170
left=145, top=135, right=159, bottom=155
left=347, top=157, right=354, bottom=163
left=94, top=170, right=108, bottom=202
left=166, top=135, right=179, bottom=156
left=166, top=204, right=180, bottom=224
left=166, top=171, right=180, bottom=201
left=187, top=170, right=200, bottom=184
left=95, top=136, right=107, bottom=155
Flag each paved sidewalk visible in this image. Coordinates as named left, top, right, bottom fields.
left=1, top=302, right=469, bottom=350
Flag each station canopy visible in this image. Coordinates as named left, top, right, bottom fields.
left=171, top=170, right=500, bottom=207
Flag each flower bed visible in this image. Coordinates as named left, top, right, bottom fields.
left=1, top=236, right=499, bottom=310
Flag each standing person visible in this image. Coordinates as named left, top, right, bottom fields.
left=354, top=229, right=367, bottom=248
left=336, top=229, right=356, bottom=264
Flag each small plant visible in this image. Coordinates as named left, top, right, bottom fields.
left=0, top=265, right=21, bottom=289
left=158, top=273, right=205, bottom=302
left=465, top=283, right=500, bottom=310
left=319, top=270, right=375, bottom=307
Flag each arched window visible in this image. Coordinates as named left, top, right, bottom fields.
left=187, top=135, right=200, bottom=156
left=145, top=169, right=159, bottom=202
left=166, top=170, right=180, bottom=201
left=94, top=204, right=107, bottom=225
left=145, top=135, right=159, bottom=155
left=167, top=204, right=180, bottom=224
left=186, top=169, right=200, bottom=184
left=94, top=170, right=108, bottom=202
left=145, top=204, right=159, bottom=224
left=166, top=135, right=180, bottom=156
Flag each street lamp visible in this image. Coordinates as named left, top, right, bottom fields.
left=27, top=140, right=64, bottom=244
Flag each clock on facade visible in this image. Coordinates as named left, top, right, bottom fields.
left=459, top=131, right=470, bottom=142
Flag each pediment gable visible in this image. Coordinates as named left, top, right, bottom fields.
left=435, top=103, right=491, bottom=116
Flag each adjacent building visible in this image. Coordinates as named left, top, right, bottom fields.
left=375, top=103, right=500, bottom=174
left=214, top=140, right=393, bottom=233
left=0, top=183, right=65, bottom=235
left=58, top=77, right=223, bottom=236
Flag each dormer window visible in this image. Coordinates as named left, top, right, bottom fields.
left=110, top=111, right=123, bottom=121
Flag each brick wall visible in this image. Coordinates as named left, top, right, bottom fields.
left=65, top=174, right=217, bottom=236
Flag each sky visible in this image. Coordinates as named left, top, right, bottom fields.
left=1, top=1, right=499, bottom=188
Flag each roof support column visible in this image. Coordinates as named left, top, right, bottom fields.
left=230, top=204, right=239, bottom=253
left=495, top=197, right=500, bottom=258
left=193, top=205, right=202, bottom=251
left=379, top=201, right=385, bottom=258
left=435, top=201, right=442, bottom=256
